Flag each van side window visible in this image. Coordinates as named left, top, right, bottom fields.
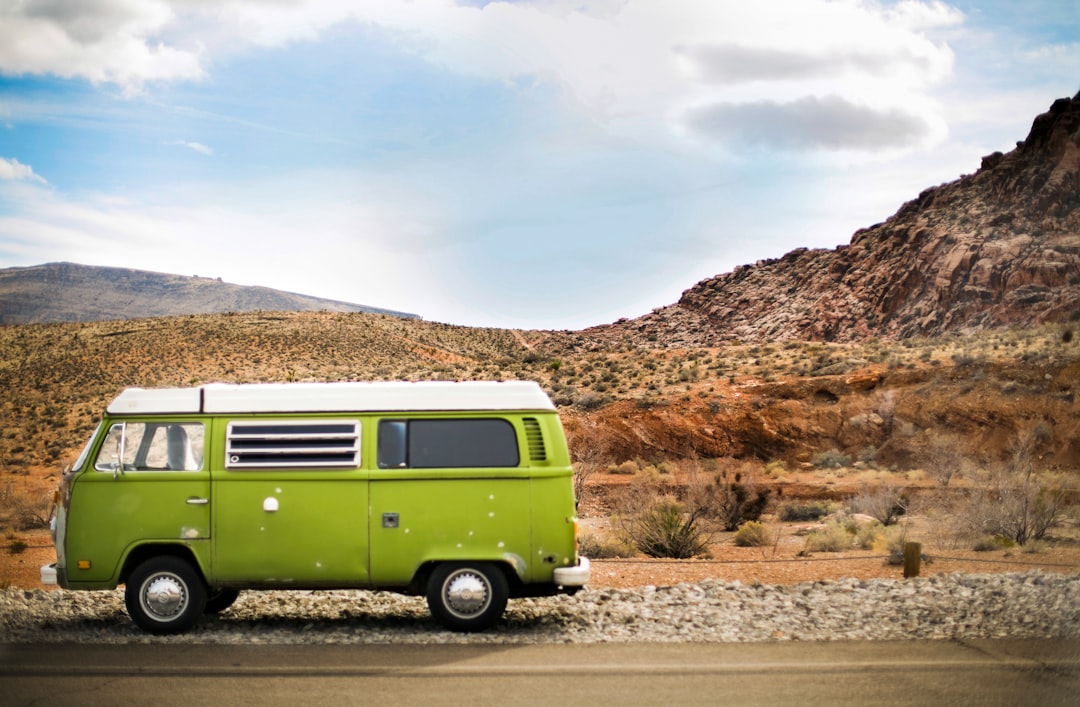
left=377, top=419, right=519, bottom=469
left=93, top=422, right=205, bottom=472
left=377, top=421, right=408, bottom=468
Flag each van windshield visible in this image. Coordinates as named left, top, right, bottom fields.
left=70, top=421, right=103, bottom=472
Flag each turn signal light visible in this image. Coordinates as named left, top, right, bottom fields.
left=77, top=560, right=91, bottom=570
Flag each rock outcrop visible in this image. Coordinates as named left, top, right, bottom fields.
left=607, top=93, right=1080, bottom=344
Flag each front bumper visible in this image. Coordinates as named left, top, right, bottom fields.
left=40, top=563, right=57, bottom=586
left=553, top=556, right=590, bottom=587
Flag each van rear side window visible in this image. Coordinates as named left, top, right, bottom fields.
left=378, top=419, right=519, bottom=469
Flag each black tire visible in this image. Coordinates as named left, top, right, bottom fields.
left=204, top=588, right=241, bottom=614
left=426, top=562, right=508, bottom=632
left=124, top=556, right=207, bottom=634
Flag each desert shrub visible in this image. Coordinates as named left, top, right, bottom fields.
left=1021, top=539, right=1048, bottom=554
left=803, top=520, right=855, bottom=553
left=848, top=485, right=908, bottom=526
left=846, top=518, right=883, bottom=550
left=973, top=535, right=1015, bottom=552
left=0, top=486, right=52, bottom=531
left=920, top=430, right=967, bottom=487
left=577, top=533, right=635, bottom=559
left=686, top=462, right=771, bottom=532
left=763, top=459, right=787, bottom=477
left=779, top=500, right=834, bottom=522
left=857, top=446, right=879, bottom=466
left=574, top=392, right=606, bottom=410
left=608, top=460, right=640, bottom=475
left=6, top=532, right=28, bottom=555
left=955, top=426, right=1067, bottom=546
left=733, top=521, right=773, bottom=547
left=872, top=524, right=908, bottom=562
left=812, top=449, right=851, bottom=469
left=623, top=498, right=710, bottom=559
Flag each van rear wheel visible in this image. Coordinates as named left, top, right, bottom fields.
left=125, top=557, right=207, bottom=634
left=426, top=562, right=508, bottom=632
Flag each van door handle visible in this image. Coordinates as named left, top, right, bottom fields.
left=186, top=497, right=209, bottom=505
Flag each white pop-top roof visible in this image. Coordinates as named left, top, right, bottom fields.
left=106, top=381, right=556, bottom=415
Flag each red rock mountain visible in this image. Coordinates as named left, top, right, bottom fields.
left=608, top=93, right=1080, bottom=344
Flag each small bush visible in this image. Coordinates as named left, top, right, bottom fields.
left=956, top=428, right=1067, bottom=546
left=853, top=520, right=883, bottom=550
left=1021, top=539, right=1048, bottom=554
left=973, top=535, right=1016, bottom=552
left=848, top=485, right=908, bottom=526
left=763, top=460, right=787, bottom=477
left=0, top=486, right=53, bottom=531
left=812, top=449, right=851, bottom=469
left=577, top=533, right=635, bottom=559
left=574, top=392, right=607, bottom=410
left=608, top=460, right=640, bottom=475
left=733, top=521, right=773, bottom=547
left=858, top=446, right=878, bottom=465
left=7, top=536, right=27, bottom=554
left=690, top=467, right=771, bottom=531
left=779, top=500, right=833, bottom=522
left=625, top=499, right=711, bottom=559
left=872, top=525, right=908, bottom=562
left=803, top=520, right=854, bottom=553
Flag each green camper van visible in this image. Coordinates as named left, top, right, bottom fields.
left=42, top=381, right=589, bottom=633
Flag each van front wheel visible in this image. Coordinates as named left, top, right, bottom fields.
left=125, top=557, right=207, bottom=634
left=426, top=562, right=508, bottom=632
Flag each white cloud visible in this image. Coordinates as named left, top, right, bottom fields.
left=884, top=0, right=964, bottom=29
left=165, top=140, right=213, bottom=156
left=682, top=95, right=940, bottom=152
left=673, top=43, right=943, bottom=86
left=0, top=0, right=203, bottom=88
left=0, top=0, right=959, bottom=149
left=0, top=157, right=47, bottom=184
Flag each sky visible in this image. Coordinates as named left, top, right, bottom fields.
left=0, top=1, right=1077, bottom=330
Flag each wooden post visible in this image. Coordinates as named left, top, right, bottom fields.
left=903, top=541, right=922, bottom=578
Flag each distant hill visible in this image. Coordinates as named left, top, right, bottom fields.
left=0, top=262, right=419, bottom=324
left=593, top=92, right=1080, bottom=345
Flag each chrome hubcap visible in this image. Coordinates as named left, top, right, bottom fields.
left=142, top=574, right=187, bottom=621
left=444, top=570, right=490, bottom=618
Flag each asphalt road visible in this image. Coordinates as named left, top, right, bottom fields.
left=2, top=639, right=1078, bottom=706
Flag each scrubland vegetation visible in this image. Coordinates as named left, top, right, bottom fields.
left=1, top=311, right=1077, bottom=565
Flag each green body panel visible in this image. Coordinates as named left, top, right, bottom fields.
left=528, top=474, right=579, bottom=579
left=58, top=407, right=578, bottom=592
left=369, top=473, right=533, bottom=584
left=65, top=470, right=212, bottom=586
left=211, top=471, right=369, bottom=585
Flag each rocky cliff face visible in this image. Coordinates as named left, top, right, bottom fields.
left=610, top=93, right=1080, bottom=344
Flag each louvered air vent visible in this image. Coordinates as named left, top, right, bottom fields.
left=523, top=417, right=547, bottom=462
left=226, top=420, right=360, bottom=468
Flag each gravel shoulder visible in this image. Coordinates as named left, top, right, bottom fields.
left=6, top=527, right=1080, bottom=645
left=3, top=572, right=1079, bottom=645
